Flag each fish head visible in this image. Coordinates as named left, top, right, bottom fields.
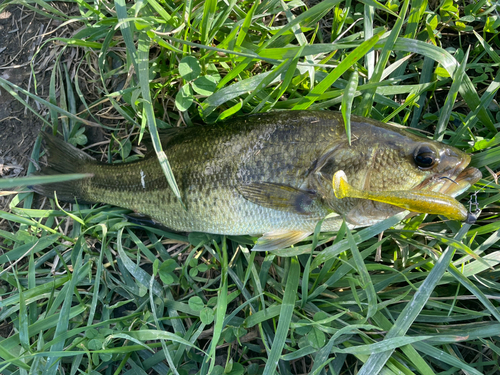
left=408, top=143, right=482, bottom=197
left=314, top=119, right=482, bottom=224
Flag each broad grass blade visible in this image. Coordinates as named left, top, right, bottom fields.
left=137, top=33, right=185, bottom=209
left=434, top=49, right=469, bottom=141
left=262, top=257, right=300, bottom=375
left=341, top=68, right=359, bottom=145
left=0, top=174, right=90, bottom=189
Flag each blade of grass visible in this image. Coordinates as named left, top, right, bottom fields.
left=0, top=0, right=68, bottom=18
left=363, top=4, right=375, bottom=79
left=261, top=47, right=303, bottom=112
left=106, top=331, right=201, bottom=351
left=14, top=271, right=29, bottom=352
left=241, top=58, right=293, bottom=108
left=200, top=0, right=216, bottom=45
left=0, top=173, right=91, bottom=190
left=310, top=324, right=382, bottom=374
left=300, top=220, right=323, bottom=309
left=434, top=49, right=469, bottom=141
left=114, top=0, right=138, bottom=72
left=262, top=257, right=300, bottom=375
left=280, top=0, right=316, bottom=88
left=473, top=30, right=500, bottom=64
left=86, top=225, right=106, bottom=327
left=149, top=265, right=179, bottom=375
left=454, top=70, right=500, bottom=147
left=412, top=342, right=484, bottom=375
left=410, top=57, right=435, bottom=128
left=346, top=226, right=377, bottom=320
left=359, top=0, right=400, bottom=18
left=200, top=239, right=228, bottom=374
left=447, top=263, right=500, bottom=322
left=43, top=237, right=84, bottom=374
left=341, top=67, right=359, bottom=145
left=207, top=0, right=237, bottom=43
left=235, top=1, right=257, bottom=48
left=147, top=0, right=174, bottom=25
left=116, top=227, right=163, bottom=296
left=137, top=32, right=185, bottom=209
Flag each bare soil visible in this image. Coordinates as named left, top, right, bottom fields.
left=0, top=5, right=84, bottom=213
left=0, top=6, right=48, bottom=180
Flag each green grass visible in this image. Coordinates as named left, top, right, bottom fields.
left=1, top=0, right=500, bottom=374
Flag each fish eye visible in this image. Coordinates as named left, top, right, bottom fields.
left=413, top=144, right=438, bottom=169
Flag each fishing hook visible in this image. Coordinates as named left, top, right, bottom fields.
left=438, top=176, right=458, bottom=185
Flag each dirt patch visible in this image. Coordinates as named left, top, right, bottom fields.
left=0, top=5, right=81, bottom=214
left=0, top=7, right=48, bottom=180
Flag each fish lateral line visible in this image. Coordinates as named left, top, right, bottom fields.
left=332, top=170, right=468, bottom=221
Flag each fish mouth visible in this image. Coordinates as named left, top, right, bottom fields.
left=437, top=166, right=482, bottom=196
left=416, top=156, right=482, bottom=198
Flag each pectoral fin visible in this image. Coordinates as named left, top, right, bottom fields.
left=253, top=230, right=312, bottom=251
left=238, top=182, right=317, bottom=215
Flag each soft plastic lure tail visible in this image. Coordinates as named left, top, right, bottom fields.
left=332, top=170, right=474, bottom=223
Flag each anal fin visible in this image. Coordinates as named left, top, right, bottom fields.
left=253, top=230, right=311, bottom=252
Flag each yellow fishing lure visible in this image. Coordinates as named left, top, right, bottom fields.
left=332, top=170, right=472, bottom=222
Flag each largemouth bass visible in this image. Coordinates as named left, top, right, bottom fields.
left=32, top=111, right=481, bottom=250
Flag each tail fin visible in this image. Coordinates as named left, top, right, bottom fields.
left=30, top=133, right=96, bottom=204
